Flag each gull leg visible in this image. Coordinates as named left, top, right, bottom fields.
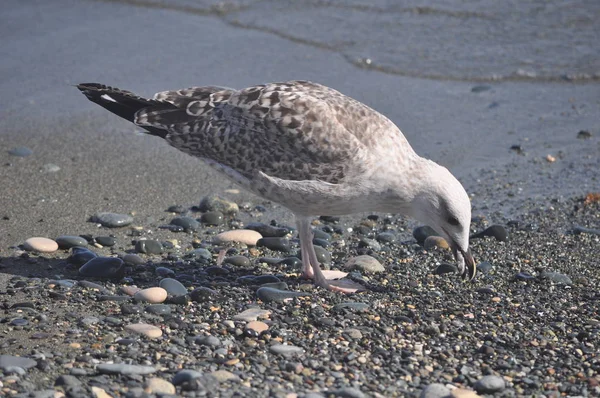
left=296, top=217, right=364, bottom=293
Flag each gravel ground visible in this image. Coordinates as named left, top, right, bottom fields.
left=1, top=191, right=598, bottom=397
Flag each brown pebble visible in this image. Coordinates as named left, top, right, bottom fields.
left=144, top=377, right=175, bottom=395
left=213, top=229, right=263, bottom=246
left=23, top=237, right=59, bottom=253
left=423, top=236, right=450, bottom=250
left=246, top=320, right=269, bottom=334
left=120, top=286, right=141, bottom=296
left=134, top=287, right=168, bottom=303
left=452, top=388, right=481, bottom=398
left=125, top=323, right=162, bottom=338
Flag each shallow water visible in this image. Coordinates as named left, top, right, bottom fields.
left=115, top=0, right=600, bottom=81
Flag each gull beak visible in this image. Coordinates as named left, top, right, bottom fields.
left=452, top=245, right=476, bottom=281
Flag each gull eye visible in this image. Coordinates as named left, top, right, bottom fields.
left=447, top=216, right=460, bottom=226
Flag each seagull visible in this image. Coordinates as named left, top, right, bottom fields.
left=77, top=80, right=476, bottom=292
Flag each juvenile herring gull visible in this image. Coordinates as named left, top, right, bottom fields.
left=77, top=80, right=475, bottom=292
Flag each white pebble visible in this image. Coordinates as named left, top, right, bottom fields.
left=213, top=229, right=262, bottom=246
left=23, top=237, right=59, bottom=253
left=134, top=287, right=167, bottom=303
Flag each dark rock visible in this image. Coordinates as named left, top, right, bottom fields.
left=376, top=232, right=397, bottom=243
left=167, top=205, right=187, bottom=214
left=155, top=266, right=175, bottom=277
left=79, top=257, right=124, bottom=279
left=55, top=236, right=88, bottom=250
left=69, top=247, right=98, bottom=266
left=54, top=374, right=83, bottom=387
left=577, top=130, right=592, bottom=139
left=195, top=335, right=222, bottom=347
left=145, top=304, right=172, bottom=315
left=172, top=369, right=203, bottom=386
left=573, top=225, right=600, bottom=235
left=332, top=302, right=369, bottom=312
left=200, top=211, right=224, bottom=226
left=434, top=263, right=458, bottom=275
left=198, top=196, right=238, bottom=215
left=471, top=224, right=508, bottom=242
left=190, top=287, right=221, bottom=302
left=90, top=212, right=133, bottom=228
left=257, top=237, right=292, bottom=252
left=471, top=85, right=491, bottom=93
left=95, top=236, right=116, bottom=247
left=413, top=226, right=439, bottom=245
left=515, top=272, right=535, bottom=281
left=170, top=216, right=200, bottom=232
left=256, top=287, right=310, bottom=302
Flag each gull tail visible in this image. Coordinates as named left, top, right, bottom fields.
left=76, top=83, right=175, bottom=139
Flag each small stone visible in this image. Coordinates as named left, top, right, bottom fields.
left=471, top=225, right=508, bottom=242
left=172, top=369, right=203, bottom=386
left=55, top=236, right=88, bottom=250
left=246, top=321, right=269, bottom=335
left=214, top=229, right=262, bottom=246
left=91, top=386, right=112, bottom=398
left=223, top=256, right=251, bottom=267
left=246, top=222, right=290, bottom=237
left=420, top=383, right=451, bottom=398
left=195, top=335, right=222, bottom=347
left=134, top=287, right=168, bottom=303
left=330, top=387, right=366, bottom=398
left=41, top=163, right=61, bottom=173
left=186, top=248, right=212, bottom=260
left=125, top=323, right=162, bottom=338
left=256, top=287, right=310, bottom=302
left=376, top=232, right=397, bottom=243
left=145, top=377, right=176, bottom=394
left=451, top=389, right=481, bottom=398
left=159, top=278, right=188, bottom=296
left=200, top=211, right=224, bottom=225
left=69, top=246, right=98, bottom=266
left=344, top=255, right=385, bottom=273
left=413, top=226, right=439, bottom=245
left=155, top=266, right=175, bottom=277
left=474, top=375, right=505, bottom=394
left=332, top=302, right=369, bottom=312
left=477, top=261, right=493, bottom=274
left=210, top=370, right=241, bottom=383
left=97, top=363, right=157, bottom=375
left=269, top=344, right=304, bottom=357
left=91, top=212, right=133, bottom=228
left=95, top=236, right=116, bottom=247
left=135, top=239, right=163, bottom=254
left=190, top=286, right=221, bottom=302
left=170, top=216, right=200, bottom=232
left=23, top=237, right=58, bottom=253
left=424, top=236, right=450, bottom=250
left=435, top=263, right=458, bottom=275
left=471, top=85, right=491, bottom=93
left=123, top=253, right=145, bottom=265
left=8, top=146, right=33, bottom=157
left=0, top=355, right=37, bottom=370
left=297, top=246, right=331, bottom=264
left=577, top=130, right=592, bottom=139
left=120, top=285, right=141, bottom=296
left=145, top=304, right=172, bottom=315
left=167, top=205, right=187, bottom=214
left=199, top=195, right=239, bottom=215
left=540, top=271, right=572, bottom=285
left=55, top=374, right=83, bottom=387
left=79, top=257, right=124, bottom=279
left=573, top=225, right=600, bottom=236
left=233, top=308, right=271, bottom=322
left=257, top=237, right=292, bottom=252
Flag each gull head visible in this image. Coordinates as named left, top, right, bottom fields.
left=410, top=162, right=476, bottom=280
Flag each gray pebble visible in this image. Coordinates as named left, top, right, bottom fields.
left=78, top=257, right=124, bottom=279
left=186, top=248, right=212, bottom=260
left=200, top=211, right=224, bottom=225
left=8, top=146, right=33, bottom=157
left=573, top=225, right=600, bottom=235
left=55, top=236, right=88, bottom=250
left=199, top=195, right=238, bottom=215
left=91, top=212, right=133, bottom=228
left=257, top=287, right=310, bottom=302
left=190, top=287, right=221, bottom=302
left=297, top=245, right=331, bottom=264
left=259, top=282, right=289, bottom=290
left=170, top=216, right=200, bottom=232
left=195, top=335, right=222, bottom=347
left=145, top=304, right=172, bottom=315
left=345, top=255, right=385, bottom=273
left=332, top=302, right=369, bottom=312
left=477, top=261, right=493, bottom=273
left=135, top=239, right=163, bottom=254
left=95, top=236, right=116, bottom=247
left=376, top=232, right=397, bottom=243
left=246, top=222, right=290, bottom=237
left=223, top=255, right=251, bottom=267
left=269, top=344, right=304, bottom=357
left=159, top=278, right=188, bottom=296
left=474, top=375, right=506, bottom=394
left=96, top=363, right=157, bottom=375
left=330, top=387, right=366, bottom=398
left=55, top=374, right=83, bottom=387
left=0, top=355, right=37, bottom=370
left=172, top=369, right=203, bottom=385
left=420, top=383, right=451, bottom=398
left=540, top=271, right=572, bottom=285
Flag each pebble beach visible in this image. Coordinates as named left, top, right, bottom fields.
left=1, top=0, right=599, bottom=397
